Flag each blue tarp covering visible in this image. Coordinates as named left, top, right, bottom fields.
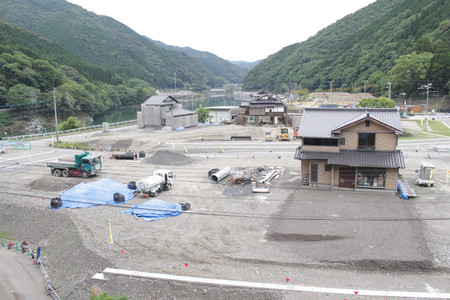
left=123, top=200, right=183, bottom=222
left=55, top=178, right=135, bottom=209
left=397, top=180, right=409, bottom=199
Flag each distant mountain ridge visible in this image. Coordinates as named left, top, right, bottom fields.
left=0, top=0, right=247, bottom=90
left=229, top=60, right=261, bottom=71
left=150, top=39, right=247, bottom=83
left=242, top=0, right=449, bottom=94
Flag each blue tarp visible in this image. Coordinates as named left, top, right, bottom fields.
left=55, top=178, right=135, bottom=209
left=123, top=199, right=183, bottom=222
left=397, top=180, right=409, bottom=199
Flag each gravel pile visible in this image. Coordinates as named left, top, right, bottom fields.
left=143, top=150, right=196, bottom=165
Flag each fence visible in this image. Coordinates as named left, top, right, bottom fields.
left=1, top=239, right=60, bottom=299
left=1, top=119, right=137, bottom=141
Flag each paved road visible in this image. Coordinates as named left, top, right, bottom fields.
left=0, top=249, right=48, bottom=300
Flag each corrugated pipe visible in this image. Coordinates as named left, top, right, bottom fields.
left=209, top=167, right=231, bottom=183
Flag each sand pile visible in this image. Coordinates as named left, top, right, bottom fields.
left=143, top=150, right=195, bottom=166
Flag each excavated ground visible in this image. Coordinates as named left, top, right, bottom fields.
left=0, top=124, right=449, bottom=299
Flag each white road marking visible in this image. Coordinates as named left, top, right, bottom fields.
left=97, top=268, right=450, bottom=299
left=1, top=155, right=68, bottom=168
left=0, top=151, right=55, bottom=162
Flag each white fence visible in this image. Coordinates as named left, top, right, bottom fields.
left=2, top=119, right=137, bottom=141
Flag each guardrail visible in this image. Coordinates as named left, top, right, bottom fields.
left=36, top=257, right=61, bottom=300
left=1, top=119, right=137, bottom=141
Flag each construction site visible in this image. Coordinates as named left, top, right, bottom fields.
left=0, top=123, right=449, bottom=299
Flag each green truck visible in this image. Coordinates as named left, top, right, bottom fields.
left=46, top=152, right=102, bottom=178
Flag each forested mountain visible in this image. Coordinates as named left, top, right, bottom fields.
left=229, top=60, right=261, bottom=71
left=0, top=21, right=156, bottom=116
left=0, top=0, right=243, bottom=90
left=243, top=0, right=449, bottom=97
left=151, top=40, right=247, bottom=83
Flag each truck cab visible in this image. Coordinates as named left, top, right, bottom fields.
left=81, top=155, right=102, bottom=173
left=154, top=169, right=174, bottom=186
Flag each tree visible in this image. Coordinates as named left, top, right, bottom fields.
left=357, top=96, right=396, bottom=108
left=6, top=84, right=40, bottom=108
left=430, top=41, right=450, bottom=95
left=196, top=107, right=210, bottom=123
left=59, top=116, right=84, bottom=131
left=389, top=51, right=433, bottom=96
left=412, top=37, right=433, bottom=53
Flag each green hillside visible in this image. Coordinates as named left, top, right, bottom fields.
left=242, top=0, right=449, bottom=96
left=151, top=39, right=248, bottom=83
left=0, top=0, right=237, bottom=90
left=0, top=21, right=155, bottom=116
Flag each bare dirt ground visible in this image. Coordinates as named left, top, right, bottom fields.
left=0, top=124, right=449, bottom=299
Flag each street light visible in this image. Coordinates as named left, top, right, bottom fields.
left=418, top=82, right=432, bottom=131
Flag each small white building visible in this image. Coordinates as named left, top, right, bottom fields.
left=137, top=95, right=198, bottom=129
left=205, top=106, right=240, bottom=123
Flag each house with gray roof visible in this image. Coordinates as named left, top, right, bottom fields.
left=237, top=92, right=288, bottom=126
left=294, top=108, right=405, bottom=190
left=137, top=95, right=198, bottom=129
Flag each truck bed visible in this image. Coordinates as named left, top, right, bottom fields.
left=46, top=162, right=77, bottom=168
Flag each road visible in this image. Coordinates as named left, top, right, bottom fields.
left=0, top=249, right=48, bottom=300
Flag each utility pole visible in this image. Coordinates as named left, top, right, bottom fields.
left=387, top=81, right=391, bottom=99
left=52, top=88, right=59, bottom=145
left=174, top=72, right=176, bottom=91
left=363, top=80, right=368, bottom=95
left=327, top=80, right=333, bottom=93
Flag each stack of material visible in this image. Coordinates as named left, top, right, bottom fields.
left=260, top=167, right=284, bottom=184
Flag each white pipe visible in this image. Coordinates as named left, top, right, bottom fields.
left=209, top=167, right=231, bottom=183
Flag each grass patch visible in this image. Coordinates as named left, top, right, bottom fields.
left=401, top=120, right=450, bottom=139
left=428, top=120, right=450, bottom=137
left=50, top=140, right=90, bottom=150
left=0, top=231, right=13, bottom=240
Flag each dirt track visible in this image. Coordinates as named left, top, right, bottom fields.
left=0, top=124, right=449, bottom=299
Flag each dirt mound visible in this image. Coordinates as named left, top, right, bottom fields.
left=28, top=177, right=81, bottom=192
left=143, top=150, right=195, bottom=166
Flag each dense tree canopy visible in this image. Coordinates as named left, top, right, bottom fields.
left=242, top=0, right=449, bottom=97
left=356, top=97, right=396, bottom=108
left=390, top=52, right=434, bottom=96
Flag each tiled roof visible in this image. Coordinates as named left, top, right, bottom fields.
left=169, top=108, right=196, bottom=117
left=143, top=95, right=179, bottom=105
left=294, top=148, right=405, bottom=169
left=299, top=108, right=404, bottom=138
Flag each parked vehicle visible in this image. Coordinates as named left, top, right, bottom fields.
left=134, top=169, right=174, bottom=197
left=276, top=127, right=290, bottom=141
left=415, top=161, right=435, bottom=186
left=46, top=152, right=102, bottom=178
left=264, top=132, right=273, bottom=142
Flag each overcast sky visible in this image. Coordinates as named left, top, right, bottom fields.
left=67, top=0, right=376, bottom=62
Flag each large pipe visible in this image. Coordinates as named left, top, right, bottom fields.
left=209, top=167, right=231, bottom=183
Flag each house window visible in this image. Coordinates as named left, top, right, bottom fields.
left=340, top=138, right=346, bottom=145
left=304, top=138, right=338, bottom=146
left=365, top=120, right=370, bottom=127
left=357, top=168, right=386, bottom=188
left=324, top=164, right=332, bottom=171
left=358, top=133, right=375, bottom=150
